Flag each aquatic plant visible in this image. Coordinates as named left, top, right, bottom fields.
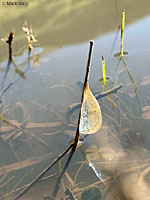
left=0, top=7, right=150, bottom=200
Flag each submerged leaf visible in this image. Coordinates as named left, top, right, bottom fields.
left=80, top=84, right=102, bottom=134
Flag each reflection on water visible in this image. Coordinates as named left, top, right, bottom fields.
left=0, top=2, right=150, bottom=199
left=1, top=0, right=150, bottom=60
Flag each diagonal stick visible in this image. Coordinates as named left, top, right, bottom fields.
left=53, top=40, right=94, bottom=197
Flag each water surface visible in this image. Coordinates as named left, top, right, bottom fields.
left=0, top=1, right=150, bottom=200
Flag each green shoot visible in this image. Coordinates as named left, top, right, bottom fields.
left=100, top=56, right=114, bottom=109
left=102, top=56, right=106, bottom=86
left=121, top=9, right=125, bottom=57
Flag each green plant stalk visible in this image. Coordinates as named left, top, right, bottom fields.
left=102, top=56, right=106, bottom=86
left=120, top=9, right=125, bottom=56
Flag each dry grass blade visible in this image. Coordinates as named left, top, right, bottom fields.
left=0, top=113, right=9, bottom=125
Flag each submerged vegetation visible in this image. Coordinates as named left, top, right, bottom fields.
left=0, top=8, right=150, bottom=200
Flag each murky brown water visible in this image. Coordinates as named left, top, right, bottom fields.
left=1, top=0, right=150, bottom=200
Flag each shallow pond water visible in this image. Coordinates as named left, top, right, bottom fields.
left=1, top=1, right=150, bottom=200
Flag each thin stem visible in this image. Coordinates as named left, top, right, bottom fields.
left=53, top=146, right=76, bottom=197
left=53, top=40, right=94, bottom=197
left=84, top=40, right=94, bottom=87
left=74, top=40, right=94, bottom=144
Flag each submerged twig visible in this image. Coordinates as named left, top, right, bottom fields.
left=14, top=144, right=73, bottom=200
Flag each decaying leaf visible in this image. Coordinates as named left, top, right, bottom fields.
left=80, top=83, right=102, bottom=134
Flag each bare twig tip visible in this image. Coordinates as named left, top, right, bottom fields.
left=90, top=40, right=94, bottom=45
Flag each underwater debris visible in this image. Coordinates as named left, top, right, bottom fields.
left=142, top=106, right=150, bottom=119
left=140, top=75, right=150, bottom=86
